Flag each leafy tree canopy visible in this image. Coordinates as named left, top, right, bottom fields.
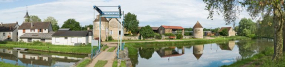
left=44, top=16, right=59, bottom=31
left=29, top=15, right=42, bottom=22
left=123, top=12, right=139, bottom=34
left=140, top=25, right=155, bottom=38
left=61, top=19, right=81, bottom=31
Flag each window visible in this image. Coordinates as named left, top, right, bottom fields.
left=28, top=38, right=32, bottom=42
left=41, top=39, right=45, bottom=42
left=3, top=33, right=5, bottom=36
left=65, top=37, right=68, bottom=39
left=109, top=30, right=113, bottom=35
left=119, top=31, right=121, bottom=35
left=23, top=29, right=25, bottom=33
left=39, top=29, right=42, bottom=32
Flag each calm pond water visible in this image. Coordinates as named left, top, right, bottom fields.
left=132, top=39, right=273, bottom=67
left=0, top=48, right=87, bottom=67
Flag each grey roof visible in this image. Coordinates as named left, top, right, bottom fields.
left=52, top=31, right=90, bottom=37
left=19, top=22, right=51, bottom=29
left=0, top=23, right=18, bottom=32
left=20, top=32, right=54, bottom=39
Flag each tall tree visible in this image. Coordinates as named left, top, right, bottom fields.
left=123, top=12, right=139, bottom=34
left=29, top=15, right=42, bottom=22
left=237, top=18, right=256, bottom=36
left=203, top=0, right=285, bottom=60
left=44, top=16, right=59, bottom=31
left=61, top=19, right=81, bottom=31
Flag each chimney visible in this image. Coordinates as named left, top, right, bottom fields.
left=16, top=21, right=18, bottom=24
left=0, top=22, right=2, bottom=26
left=87, top=27, right=90, bottom=30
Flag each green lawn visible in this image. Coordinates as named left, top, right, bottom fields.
left=102, top=45, right=109, bottom=51
left=94, top=60, right=108, bottom=67
left=76, top=59, right=91, bottom=67
left=0, top=62, right=23, bottom=67
left=0, top=41, right=96, bottom=54
left=120, top=61, right=126, bottom=67
left=112, top=59, right=118, bottom=67
left=107, top=47, right=116, bottom=52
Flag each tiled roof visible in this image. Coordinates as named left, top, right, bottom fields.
left=193, top=21, right=203, bottom=28
left=161, top=25, right=184, bottom=29
left=18, top=22, right=51, bottom=29
left=20, top=32, right=54, bottom=39
left=94, top=15, right=109, bottom=22
left=218, top=27, right=232, bottom=32
left=52, top=30, right=89, bottom=37
left=0, top=23, right=18, bottom=32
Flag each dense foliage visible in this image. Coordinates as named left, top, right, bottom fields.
left=219, top=29, right=228, bottom=36
left=124, top=12, right=139, bottom=34
left=236, top=18, right=256, bottom=37
left=164, top=33, right=175, bottom=36
left=176, top=34, right=183, bottom=39
left=61, top=19, right=81, bottom=31
left=139, top=25, right=155, bottom=39
left=44, top=16, right=59, bottom=31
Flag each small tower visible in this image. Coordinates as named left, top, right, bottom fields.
left=193, top=21, right=203, bottom=38
left=24, top=5, right=30, bottom=22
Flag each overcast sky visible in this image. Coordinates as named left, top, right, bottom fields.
left=0, top=0, right=252, bottom=29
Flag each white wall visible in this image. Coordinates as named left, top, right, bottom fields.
left=52, top=36, right=87, bottom=46
left=20, top=38, right=51, bottom=43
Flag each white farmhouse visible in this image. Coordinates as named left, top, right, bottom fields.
left=18, top=22, right=54, bottom=42
left=52, top=28, right=92, bottom=46
left=0, top=22, right=19, bottom=41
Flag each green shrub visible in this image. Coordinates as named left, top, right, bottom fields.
left=219, top=29, right=228, bottom=36
left=246, top=34, right=256, bottom=39
left=155, top=33, right=162, bottom=39
left=164, top=33, right=175, bottom=36
left=176, top=34, right=183, bottom=39
left=108, top=36, right=114, bottom=41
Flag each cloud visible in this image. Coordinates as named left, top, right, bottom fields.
left=0, top=0, right=251, bottom=28
left=0, top=0, right=17, bottom=2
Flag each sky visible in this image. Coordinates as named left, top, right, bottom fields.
left=0, top=0, right=252, bottom=29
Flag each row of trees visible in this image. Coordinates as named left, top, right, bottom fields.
left=24, top=15, right=93, bottom=31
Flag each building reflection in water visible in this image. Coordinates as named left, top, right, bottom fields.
left=218, top=41, right=235, bottom=51
left=156, top=46, right=185, bottom=58
left=193, top=45, right=204, bottom=60
left=0, top=48, right=83, bottom=66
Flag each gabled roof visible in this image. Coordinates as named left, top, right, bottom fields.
left=18, top=22, right=51, bottom=29
left=193, top=21, right=203, bottom=28
left=94, top=15, right=109, bottom=22
left=161, top=25, right=184, bottom=29
left=0, top=23, right=18, bottom=32
left=52, top=31, right=89, bottom=37
left=218, top=27, right=232, bottom=32
left=20, top=32, right=54, bottom=39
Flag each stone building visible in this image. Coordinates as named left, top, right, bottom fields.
left=108, top=18, right=123, bottom=40
left=158, top=25, right=184, bottom=35
left=193, top=21, right=203, bottom=38
left=218, top=27, right=236, bottom=36
left=93, top=15, right=109, bottom=41
left=193, top=45, right=204, bottom=60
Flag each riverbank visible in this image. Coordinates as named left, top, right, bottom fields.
left=0, top=41, right=95, bottom=54
left=222, top=46, right=285, bottom=67
left=0, top=62, right=23, bottom=67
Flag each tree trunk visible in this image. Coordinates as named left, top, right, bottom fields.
left=272, top=7, right=283, bottom=60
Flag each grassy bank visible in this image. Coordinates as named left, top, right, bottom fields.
left=222, top=47, right=285, bottom=67
left=77, top=59, right=91, bottom=67
left=112, top=59, right=118, bottom=67
left=0, top=62, right=23, bottom=67
left=0, top=41, right=96, bottom=54
left=108, top=47, right=116, bottom=52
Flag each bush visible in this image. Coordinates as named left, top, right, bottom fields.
left=139, top=25, right=155, bottom=38
left=246, top=34, right=256, bottom=39
left=108, top=36, right=114, bottom=41
left=155, top=33, right=162, bottom=39
left=176, top=34, right=183, bottom=39
left=219, top=29, right=228, bottom=36
left=164, top=33, right=175, bottom=36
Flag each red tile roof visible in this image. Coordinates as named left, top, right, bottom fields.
left=161, top=25, right=184, bottom=29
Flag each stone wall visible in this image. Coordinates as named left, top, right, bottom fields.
left=123, top=36, right=139, bottom=40
left=193, top=28, right=203, bottom=38
left=183, top=36, right=192, bottom=39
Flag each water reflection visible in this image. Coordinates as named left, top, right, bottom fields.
left=0, top=48, right=86, bottom=67
left=134, top=40, right=273, bottom=67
